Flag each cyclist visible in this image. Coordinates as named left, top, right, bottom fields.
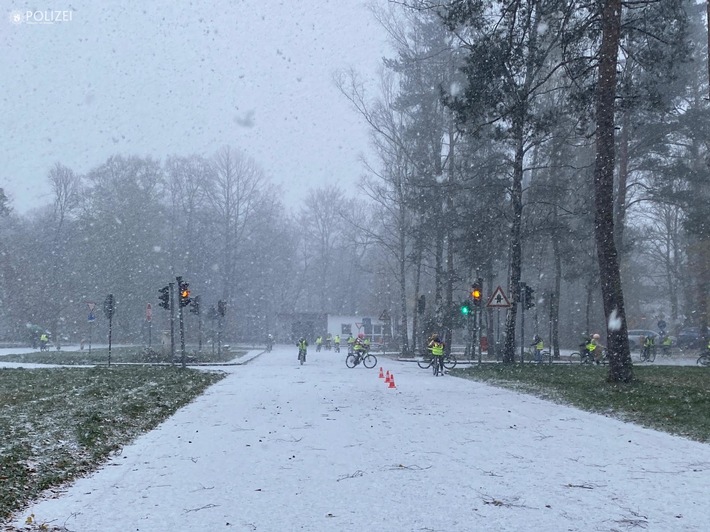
left=661, top=334, right=672, bottom=356
left=642, top=334, right=655, bottom=361
left=333, top=334, right=341, bottom=353
left=530, top=334, right=544, bottom=363
left=296, top=337, right=308, bottom=362
left=590, top=333, right=605, bottom=364
left=325, top=333, right=332, bottom=350
left=346, top=334, right=356, bottom=354
left=427, top=333, right=445, bottom=376
left=39, top=333, right=49, bottom=351
left=315, top=335, right=323, bottom=352
left=353, top=333, right=368, bottom=361
left=577, top=334, right=599, bottom=363
left=266, top=333, right=273, bottom=352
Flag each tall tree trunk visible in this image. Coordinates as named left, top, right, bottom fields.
left=503, top=113, right=525, bottom=364
left=399, top=194, right=410, bottom=355
left=594, top=0, right=632, bottom=382
left=551, top=205, right=562, bottom=360
left=614, top=109, right=630, bottom=250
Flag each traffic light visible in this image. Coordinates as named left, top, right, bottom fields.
left=190, top=295, right=200, bottom=315
left=471, top=279, right=483, bottom=307
left=460, top=301, right=471, bottom=315
left=179, top=280, right=191, bottom=307
left=158, top=285, right=170, bottom=310
left=417, top=294, right=426, bottom=314
left=524, top=284, right=535, bottom=310
left=217, top=299, right=226, bottom=317
left=103, top=294, right=115, bottom=319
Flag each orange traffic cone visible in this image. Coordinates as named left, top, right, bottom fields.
left=384, top=370, right=391, bottom=383
left=388, top=373, right=396, bottom=388
left=378, top=367, right=384, bottom=379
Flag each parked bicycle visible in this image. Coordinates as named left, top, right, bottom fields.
left=696, top=350, right=710, bottom=367
left=346, top=349, right=377, bottom=369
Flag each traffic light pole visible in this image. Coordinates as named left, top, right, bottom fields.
left=478, top=305, right=483, bottom=365
left=520, top=282, right=526, bottom=364
left=169, top=282, right=175, bottom=365
left=176, top=276, right=186, bottom=368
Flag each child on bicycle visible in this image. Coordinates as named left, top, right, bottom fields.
left=530, top=334, right=544, bottom=363
left=642, top=334, right=655, bottom=361
left=590, top=333, right=605, bottom=364
left=427, top=333, right=445, bottom=376
left=353, top=333, right=369, bottom=361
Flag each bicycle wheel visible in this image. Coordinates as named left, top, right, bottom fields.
left=696, top=354, right=710, bottom=366
left=568, top=351, right=581, bottom=364
left=299, top=351, right=305, bottom=365
left=363, top=354, right=377, bottom=368
left=541, top=350, right=552, bottom=364
left=417, top=357, right=433, bottom=369
left=443, top=354, right=457, bottom=370
left=648, top=349, right=656, bottom=363
left=432, top=358, right=439, bottom=376
left=345, top=354, right=358, bottom=368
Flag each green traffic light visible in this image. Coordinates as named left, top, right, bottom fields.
left=461, top=305, right=470, bottom=315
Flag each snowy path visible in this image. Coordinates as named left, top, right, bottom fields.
left=12, top=345, right=710, bottom=531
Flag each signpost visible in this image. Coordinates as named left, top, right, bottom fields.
left=486, top=286, right=511, bottom=358
left=86, top=301, right=96, bottom=354
left=146, top=303, right=153, bottom=347
left=103, top=294, right=115, bottom=366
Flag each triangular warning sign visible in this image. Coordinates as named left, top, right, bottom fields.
left=486, top=286, right=511, bottom=308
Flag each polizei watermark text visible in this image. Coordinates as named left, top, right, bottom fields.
left=9, top=9, right=74, bottom=25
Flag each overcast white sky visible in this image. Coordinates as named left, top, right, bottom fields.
left=1, top=0, right=390, bottom=214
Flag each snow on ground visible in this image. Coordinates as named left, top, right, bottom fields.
left=8, top=345, right=710, bottom=531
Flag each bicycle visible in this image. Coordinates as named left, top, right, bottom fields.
left=298, top=348, right=306, bottom=365
left=638, top=345, right=656, bottom=363
left=417, top=352, right=457, bottom=372
left=523, top=348, right=552, bottom=364
left=696, top=350, right=710, bottom=367
left=346, top=349, right=377, bottom=369
left=569, top=348, right=608, bottom=365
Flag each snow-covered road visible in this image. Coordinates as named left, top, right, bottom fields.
left=12, top=345, right=710, bottom=531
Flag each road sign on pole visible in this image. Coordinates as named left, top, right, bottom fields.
left=146, top=303, right=153, bottom=322
left=486, top=286, right=512, bottom=309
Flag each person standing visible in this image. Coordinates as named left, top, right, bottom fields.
left=296, top=337, right=308, bottom=363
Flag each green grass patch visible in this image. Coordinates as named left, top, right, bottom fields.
left=452, top=364, right=710, bottom=443
left=0, top=365, right=225, bottom=523
left=0, top=346, right=244, bottom=365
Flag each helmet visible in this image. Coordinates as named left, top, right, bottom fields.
left=299, top=337, right=305, bottom=342
left=592, top=333, right=600, bottom=340
left=358, top=333, right=365, bottom=339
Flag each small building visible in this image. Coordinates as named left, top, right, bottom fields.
left=274, top=312, right=392, bottom=345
